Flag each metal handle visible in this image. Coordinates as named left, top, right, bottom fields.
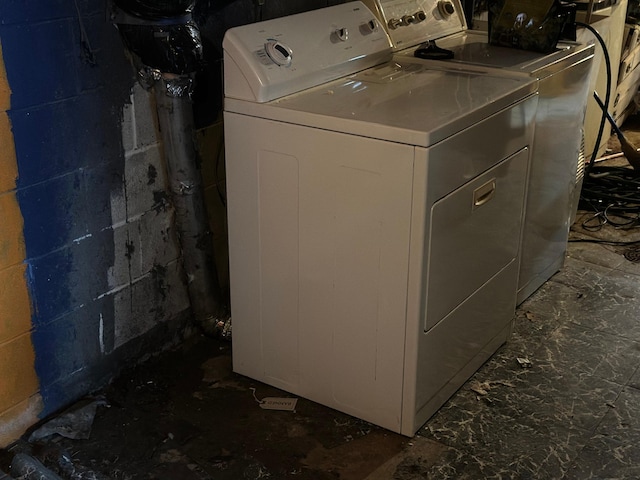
left=473, top=178, right=496, bottom=210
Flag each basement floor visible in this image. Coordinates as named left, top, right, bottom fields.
left=4, top=122, right=640, bottom=480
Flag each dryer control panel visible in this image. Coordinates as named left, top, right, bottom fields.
left=223, top=2, right=392, bottom=103
left=361, top=0, right=467, bottom=50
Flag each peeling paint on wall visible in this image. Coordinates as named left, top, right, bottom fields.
left=0, top=0, right=191, bottom=424
left=110, top=83, right=190, bottom=350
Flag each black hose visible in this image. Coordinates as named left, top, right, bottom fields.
left=575, top=21, right=612, bottom=174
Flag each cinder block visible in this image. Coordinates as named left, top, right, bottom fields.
left=0, top=45, right=10, bottom=113
left=0, top=111, right=18, bottom=194
left=132, top=83, right=160, bottom=150
left=0, top=333, right=39, bottom=413
left=28, top=229, right=114, bottom=327
left=0, top=263, right=32, bottom=344
left=17, top=171, right=86, bottom=259
left=31, top=303, right=102, bottom=388
left=82, top=162, right=126, bottom=233
left=121, top=93, right=135, bottom=153
left=124, top=144, right=169, bottom=219
left=0, top=394, right=43, bottom=449
left=105, top=210, right=179, bottom=289
left=106, top=209, right=181, bottom=325
left=113, top=259, right=189, bottom=349
left=1, top=20, right=79, bottom=110
left=0, top=191, right=26, bottom=270
left=11, top=94, right=124, bottom=189
left=0, top=0, right=74, bottom=26
left=137, top=208, right=181, bottom=278
left=107, top=221, right=137, bottom=289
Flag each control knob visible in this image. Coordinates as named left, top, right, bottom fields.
left=402, top=14, right=415, bottom=25
left=387, top=17, right=402, bottom=30
left=437, top=0, right=456, bottom=17
left=414, top=10, right=427, bottom=23
left=264, top=40, right=293, bottom=67
left=360, top=19, right=378, bottom=34
left=333, top=27, right=349, bottom=42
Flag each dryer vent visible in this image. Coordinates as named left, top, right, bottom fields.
left=570, top=130, right=586, bottom=225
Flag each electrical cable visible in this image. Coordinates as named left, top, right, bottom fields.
left=576, top=164, right=640, bottom=238
left=570, top=21, right=640, bottom=241
left=575, top=21, right=611, bottom=175
left=569, top=237, right=640, bottom=245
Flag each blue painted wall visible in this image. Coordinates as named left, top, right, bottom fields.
left=1, top=0, right=136, bottom=415
left=0, top=0, right=348, bottom=424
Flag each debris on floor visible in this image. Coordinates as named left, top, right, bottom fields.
left=28, top=398, right=108, bottom=442
left=0, top=336, right=408, bottom=479
left=516, top=357, right=533, bottom=368
left=250, top=387, right=298, bottom=412
left=11, top=453, right=62, bottom=480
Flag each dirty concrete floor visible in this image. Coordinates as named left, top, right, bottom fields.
left=4, top=121, right=640, bottom=479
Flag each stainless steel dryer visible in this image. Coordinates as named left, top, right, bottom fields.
left=224, top=2, right=537, bottom=435
left=362, top=0, right=595, bottom=304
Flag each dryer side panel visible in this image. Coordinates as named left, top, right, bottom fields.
left=225, top=112, right=415, bottom=432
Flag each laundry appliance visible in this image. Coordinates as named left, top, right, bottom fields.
left=223, top=2, right=538, bottom=435
left=362, top=0, right=595, bottom=304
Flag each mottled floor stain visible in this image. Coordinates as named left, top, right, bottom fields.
left=5, top=126, right=640, bottom=480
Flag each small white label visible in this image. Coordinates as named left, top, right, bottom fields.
left=517, top=357, right=532, bottom=368
left=259, top=397, right=298, bottom=411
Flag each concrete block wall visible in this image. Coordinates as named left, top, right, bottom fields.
left=111, top=83, right=190, bottom=352
left=0, top=0, right=190, bottom=445
left=0, top=0, right=352, bottom=447
left=0, top=39, right=42, bottom=447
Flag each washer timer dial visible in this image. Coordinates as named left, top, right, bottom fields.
left=264, top=40, right=293, bottom=67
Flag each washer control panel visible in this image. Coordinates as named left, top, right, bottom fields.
left=361, top=0, right=466, bottom=50
left=223, top=2, right=392, bottom=102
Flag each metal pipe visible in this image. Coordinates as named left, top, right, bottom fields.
left=154, top=72, right=226, bottom=335
left=113, top=2, right=231, bottom=337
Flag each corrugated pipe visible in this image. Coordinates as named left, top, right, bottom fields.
left=112, top=0, right=230, bottom=337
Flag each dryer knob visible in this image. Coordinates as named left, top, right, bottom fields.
left=334, top=27, right=349, bottom=42
left=437, top=0, right=456, bottom=17
left=264, top=40, right=293, bottom=67
left=360, top=19, right=378, bottom=35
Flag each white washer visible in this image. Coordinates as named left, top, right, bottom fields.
left=223, top=2, right=538, bottom=435
left=361, top=0, right=595, bottom=304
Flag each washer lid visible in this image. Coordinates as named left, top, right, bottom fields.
left=225, top=61, right=537, bottom=148
left=395, top=31, right=595, bottom=77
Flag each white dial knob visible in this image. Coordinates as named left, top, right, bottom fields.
left=334, top=27, right=349, bottom=42
left=264, top=40, right=293, bottom=67
left=360, top=19, right=378, bottom=35
left=437, top=0, right=456, bottom=17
